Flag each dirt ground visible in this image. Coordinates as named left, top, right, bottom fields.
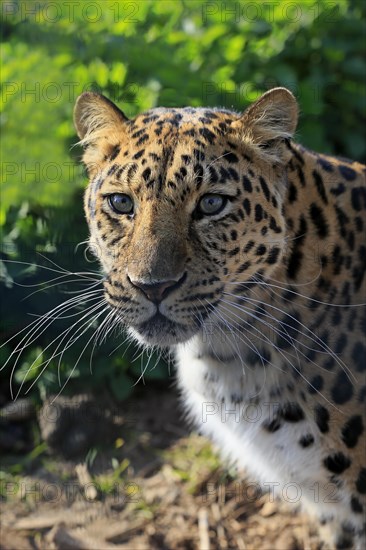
left=0, top=387, right=323, bottom=550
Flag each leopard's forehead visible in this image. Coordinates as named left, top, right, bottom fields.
left=122, top=106, right=241, bottom=150
left=131, top=106, right=239, bottom=127
left=98, top=107, right=248, bottom=199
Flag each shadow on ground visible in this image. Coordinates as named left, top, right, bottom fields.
left=0, top=388, right=321, bottom=549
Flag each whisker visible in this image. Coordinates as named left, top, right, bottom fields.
left=36, top=251, right=101, bottom=276
left=14, top=300, right=107, bottom=399
left=0, top=290, right=103, bottom=373
left=223, top=291, right=355, bottom=383
left=50, top=306, right=111, bottom=403
left=218, top=300, right=342, bottom=412
left=1, top=258, right=72, bottom=276
left=11, top=274, right=96, bottom=289
left=133, top=345, right=155, bottom=386
left=108, top=333, right=132, bottom=357
left=221, top=298, right=299, bottom=356
left=54, top=302, right=109, bottom=386
left=196, top=298, right=246, bottom=370
left=23, top=278, right=103, bottom=300
left=222, top=295, right=337, bottom=380
left=2, top=258, right=103, bottom=279
left=208, top=305, right=264, bottom=369
left=217, top=302, right=288, bottom=375
left=207, top=305, right=271, bottom=399
left=192, top=308, right=226, bottom=366
left=226, top=278, right=366, bottom=307
left=224, top=289, right=328, bottom=355
left=89, top=309, right=117, bottom=373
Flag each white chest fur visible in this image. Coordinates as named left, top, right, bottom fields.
left=176, top=336, right=326, bottom=505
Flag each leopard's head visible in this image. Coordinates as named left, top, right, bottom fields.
left=74, top=88, right=298, bottom=346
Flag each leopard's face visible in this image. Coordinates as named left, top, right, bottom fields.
left=74, top=90, right=297, bottom=346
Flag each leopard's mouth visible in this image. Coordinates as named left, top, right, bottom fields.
left=131, top=312, right=199, bottom=346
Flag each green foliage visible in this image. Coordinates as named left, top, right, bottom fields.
left=163, top=435, right=222, bottom=494
left=1, top=0, right=365, bottom=402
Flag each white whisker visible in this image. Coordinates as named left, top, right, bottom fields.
left=223, top=291, right=355, bottom=383
left=226, top=278, right=366, bottom=307
left=0, top=290, right=103, bottom=374
left=14, top=300, right=107, bottom=399
left=217, top=300, right=342, bottom=412
left=50, top=305, right=111, bottom=403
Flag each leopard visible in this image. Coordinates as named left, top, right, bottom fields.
left=73, top=87, right=366, bottom=549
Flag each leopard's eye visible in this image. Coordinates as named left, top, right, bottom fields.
left=197, top=194, right=227, bottom=216
left=108, top=193, right=134, bottom=214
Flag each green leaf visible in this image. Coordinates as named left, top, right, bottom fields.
left=14, top=347, right=44, bottom=384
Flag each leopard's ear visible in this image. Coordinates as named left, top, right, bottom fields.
left=74, top=92, right=128, bottom=141
left=232, top=87, right=298, bottom=163
left=74, top=92, right=129, bottom=177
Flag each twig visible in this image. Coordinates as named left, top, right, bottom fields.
left=198, top=507, right=210, bottom=550
left=75, top=463, right=98, bottom=501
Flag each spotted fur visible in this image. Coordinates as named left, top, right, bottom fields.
left=74, top=88, right=366, bottom=549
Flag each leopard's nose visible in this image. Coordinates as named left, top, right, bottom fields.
left=128, top=273, right=186, bottom=303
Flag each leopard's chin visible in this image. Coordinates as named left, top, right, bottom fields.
left=129, top=312, right=198, bottom=347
